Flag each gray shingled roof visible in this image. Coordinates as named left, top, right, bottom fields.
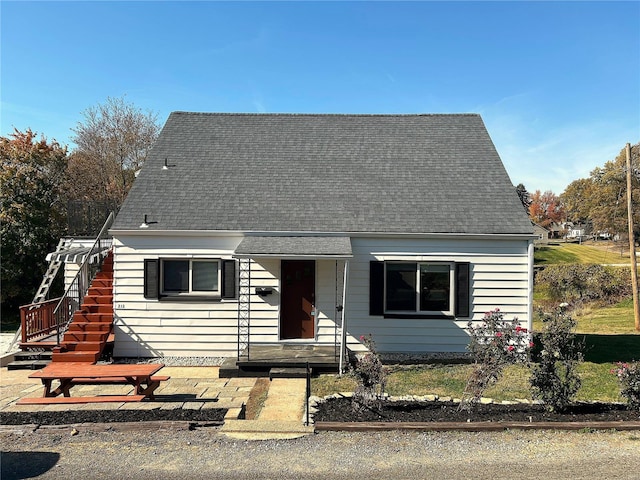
left=234, top=236, right=353, bottom=258
left=112, top=113, right=533, bottom=235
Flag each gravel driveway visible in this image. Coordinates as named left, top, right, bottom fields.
left=2, top=427, right=639, bottom=480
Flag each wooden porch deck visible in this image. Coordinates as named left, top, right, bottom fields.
left=220, top=344, right=345, bottom=378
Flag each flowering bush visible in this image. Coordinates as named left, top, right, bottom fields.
left=612, top=361, right=640, bottom=411
left=529, top=305, right=583, bottom=412
left=459, top=309, right=532, bottom=411
left=350, top=334, right=388, bottom=412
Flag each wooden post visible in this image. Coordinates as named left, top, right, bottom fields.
left=625, top=143, right=640, bottom=331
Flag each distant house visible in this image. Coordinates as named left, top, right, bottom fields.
left=564, top=222, right=589, bottom=240
left=109, top=113, right=535, bottom=359
left=532, top=223, right=550, bottom=244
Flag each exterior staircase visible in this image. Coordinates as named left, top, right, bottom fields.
left=52, top=252, right=114, bottom=363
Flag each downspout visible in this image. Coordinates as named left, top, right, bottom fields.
left=339, top=260, right=349, bottom=374
left=527, top=240, right=534, bottom=333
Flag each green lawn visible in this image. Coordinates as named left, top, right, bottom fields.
left=312, top=362, right=626, bottom=403
left=534, top=242, right=630, bottom=265
left=533, top=298, right=638, bottom=335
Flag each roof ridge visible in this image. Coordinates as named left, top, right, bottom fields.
left=171, top=112, right=481, bottom=118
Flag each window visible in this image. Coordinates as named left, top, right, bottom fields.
left=162, top=259, right=219, bottom=295
left=144, top=258, right=236, bottom=300
left=369, top=261, right=470, bottom=318
left=385, top=262, right=453, bottom=315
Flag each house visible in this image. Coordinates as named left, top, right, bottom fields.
left=532, top=223, right=550, bottom=245
left=109, top=113, right=535, bottom=363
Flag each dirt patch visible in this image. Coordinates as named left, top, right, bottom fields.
left=314, top=397, right=640, bottom=423
left=244, top=377, right=270, bottom=420
left=0, top=408, right=227, bottom=426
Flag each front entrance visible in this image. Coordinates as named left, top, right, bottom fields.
left=280, top=260, right=315, bottom=340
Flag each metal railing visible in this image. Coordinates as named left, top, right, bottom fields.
left=52, top=212, right=115, bottom=345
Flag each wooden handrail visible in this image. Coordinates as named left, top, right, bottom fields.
left=19, top=297, right=66, bottom=343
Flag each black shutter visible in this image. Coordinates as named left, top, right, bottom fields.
left=144, top=259, right=159, bottom=299
left=222, top=260, right=236, bottom=299
left=369, top=261, right=384, bottom=316
left=455, top=262, right=470, bottom=318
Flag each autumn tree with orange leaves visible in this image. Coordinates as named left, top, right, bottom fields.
left=528, top=189, right=565, bottom=229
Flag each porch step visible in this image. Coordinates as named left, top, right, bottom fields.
left=219, top=358, right=270, bottom=378
left=219, top=420, right=314, bottom=440
left=59, top=341, right=105, bottom=352
left=67, top=322, right=112, bottom=332
left=13, top=350, right=53, bottom=362
left=269, top=367, right=310, bottom=379
left=6, top=359, right=51, bottom=370
left=7, top=350, right=52, bottom=370
left=81, top=295, right=113, bottom=305
left=87, top=286, right=112, bottom=296
left=62, top=332, right=110, bottom=343
left=80, top=304, right=113, bottom=314
left=71, top=313, right=113, bottom=323
left=18, top=341, right=59, bottom=351
left=51, top=351, right=99, bottom=363
left=90, top=278, right=113, bottom=288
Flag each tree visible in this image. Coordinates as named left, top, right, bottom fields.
left=515, top=183, right=531, bottom=214
left=561, top=143, right=640, bottom=241
left=67, top=96, right=160, bottom=207
left=1, top=129, right=68, bottom=318
left=528, top=189, right=565, bottom=229
left=561, top=177, right=595, bottom=224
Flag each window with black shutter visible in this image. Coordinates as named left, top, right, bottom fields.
left=370, top=260, right=471, bottom=319
left=143, top=258, right=237, bottom=300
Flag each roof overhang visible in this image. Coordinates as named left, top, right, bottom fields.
left=233, top=236, right=353, bottom=259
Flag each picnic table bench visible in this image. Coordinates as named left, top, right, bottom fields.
left=17, top=363, right=170, bottom=405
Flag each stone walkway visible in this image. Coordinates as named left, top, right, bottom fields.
left=0, top=366, right=313, bottom=440
left=220, top=377, right=314, bottom=440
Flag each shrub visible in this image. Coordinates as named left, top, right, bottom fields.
left=535, top=264, right=631, bottom=306
left=350, top=334, right=388, bottom=412
left=612, top=361, right=640, bottom=410
left=530, top=306, right=584, bottom=412
left=459, top=309, right=532, bottom=411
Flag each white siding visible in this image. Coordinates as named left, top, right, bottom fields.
left=112, top=233, right=531, bottom=357
left=112, top=235, right=346, bottom=357
left=344, top=237, right=531, bottom=353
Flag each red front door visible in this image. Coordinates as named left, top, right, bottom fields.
left=280, top=260, right=315, bottom=339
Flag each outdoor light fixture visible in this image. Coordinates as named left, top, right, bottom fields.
left=139, top=214, right=157, bottom=229
left=162, top=158, right=177, bottom=170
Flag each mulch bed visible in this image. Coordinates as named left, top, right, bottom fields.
left=314, top=397, right=640, bottom=423
left=0, top=408, right=227, bottom=426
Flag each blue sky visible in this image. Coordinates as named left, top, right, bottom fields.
left=2, top=1, right=639, bottom=194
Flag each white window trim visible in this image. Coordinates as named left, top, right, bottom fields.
left=160, top=258, right=221, bottom=297
left=384, top=261, right=455, bottom=316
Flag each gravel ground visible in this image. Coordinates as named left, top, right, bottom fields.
left=101, top=356, right=226, bottom=366
left=2, top=428, right=640, bottom=480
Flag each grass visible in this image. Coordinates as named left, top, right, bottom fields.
left=244, top=378, right=270, bottom=420
left=532, top=298, right=638, bottom=335
left=312, top=362, right=626, bottom=403
left=534, top=242, right=630, bottom=265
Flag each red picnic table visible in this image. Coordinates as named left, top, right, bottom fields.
left=17, top=363, right=169, bottom=405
